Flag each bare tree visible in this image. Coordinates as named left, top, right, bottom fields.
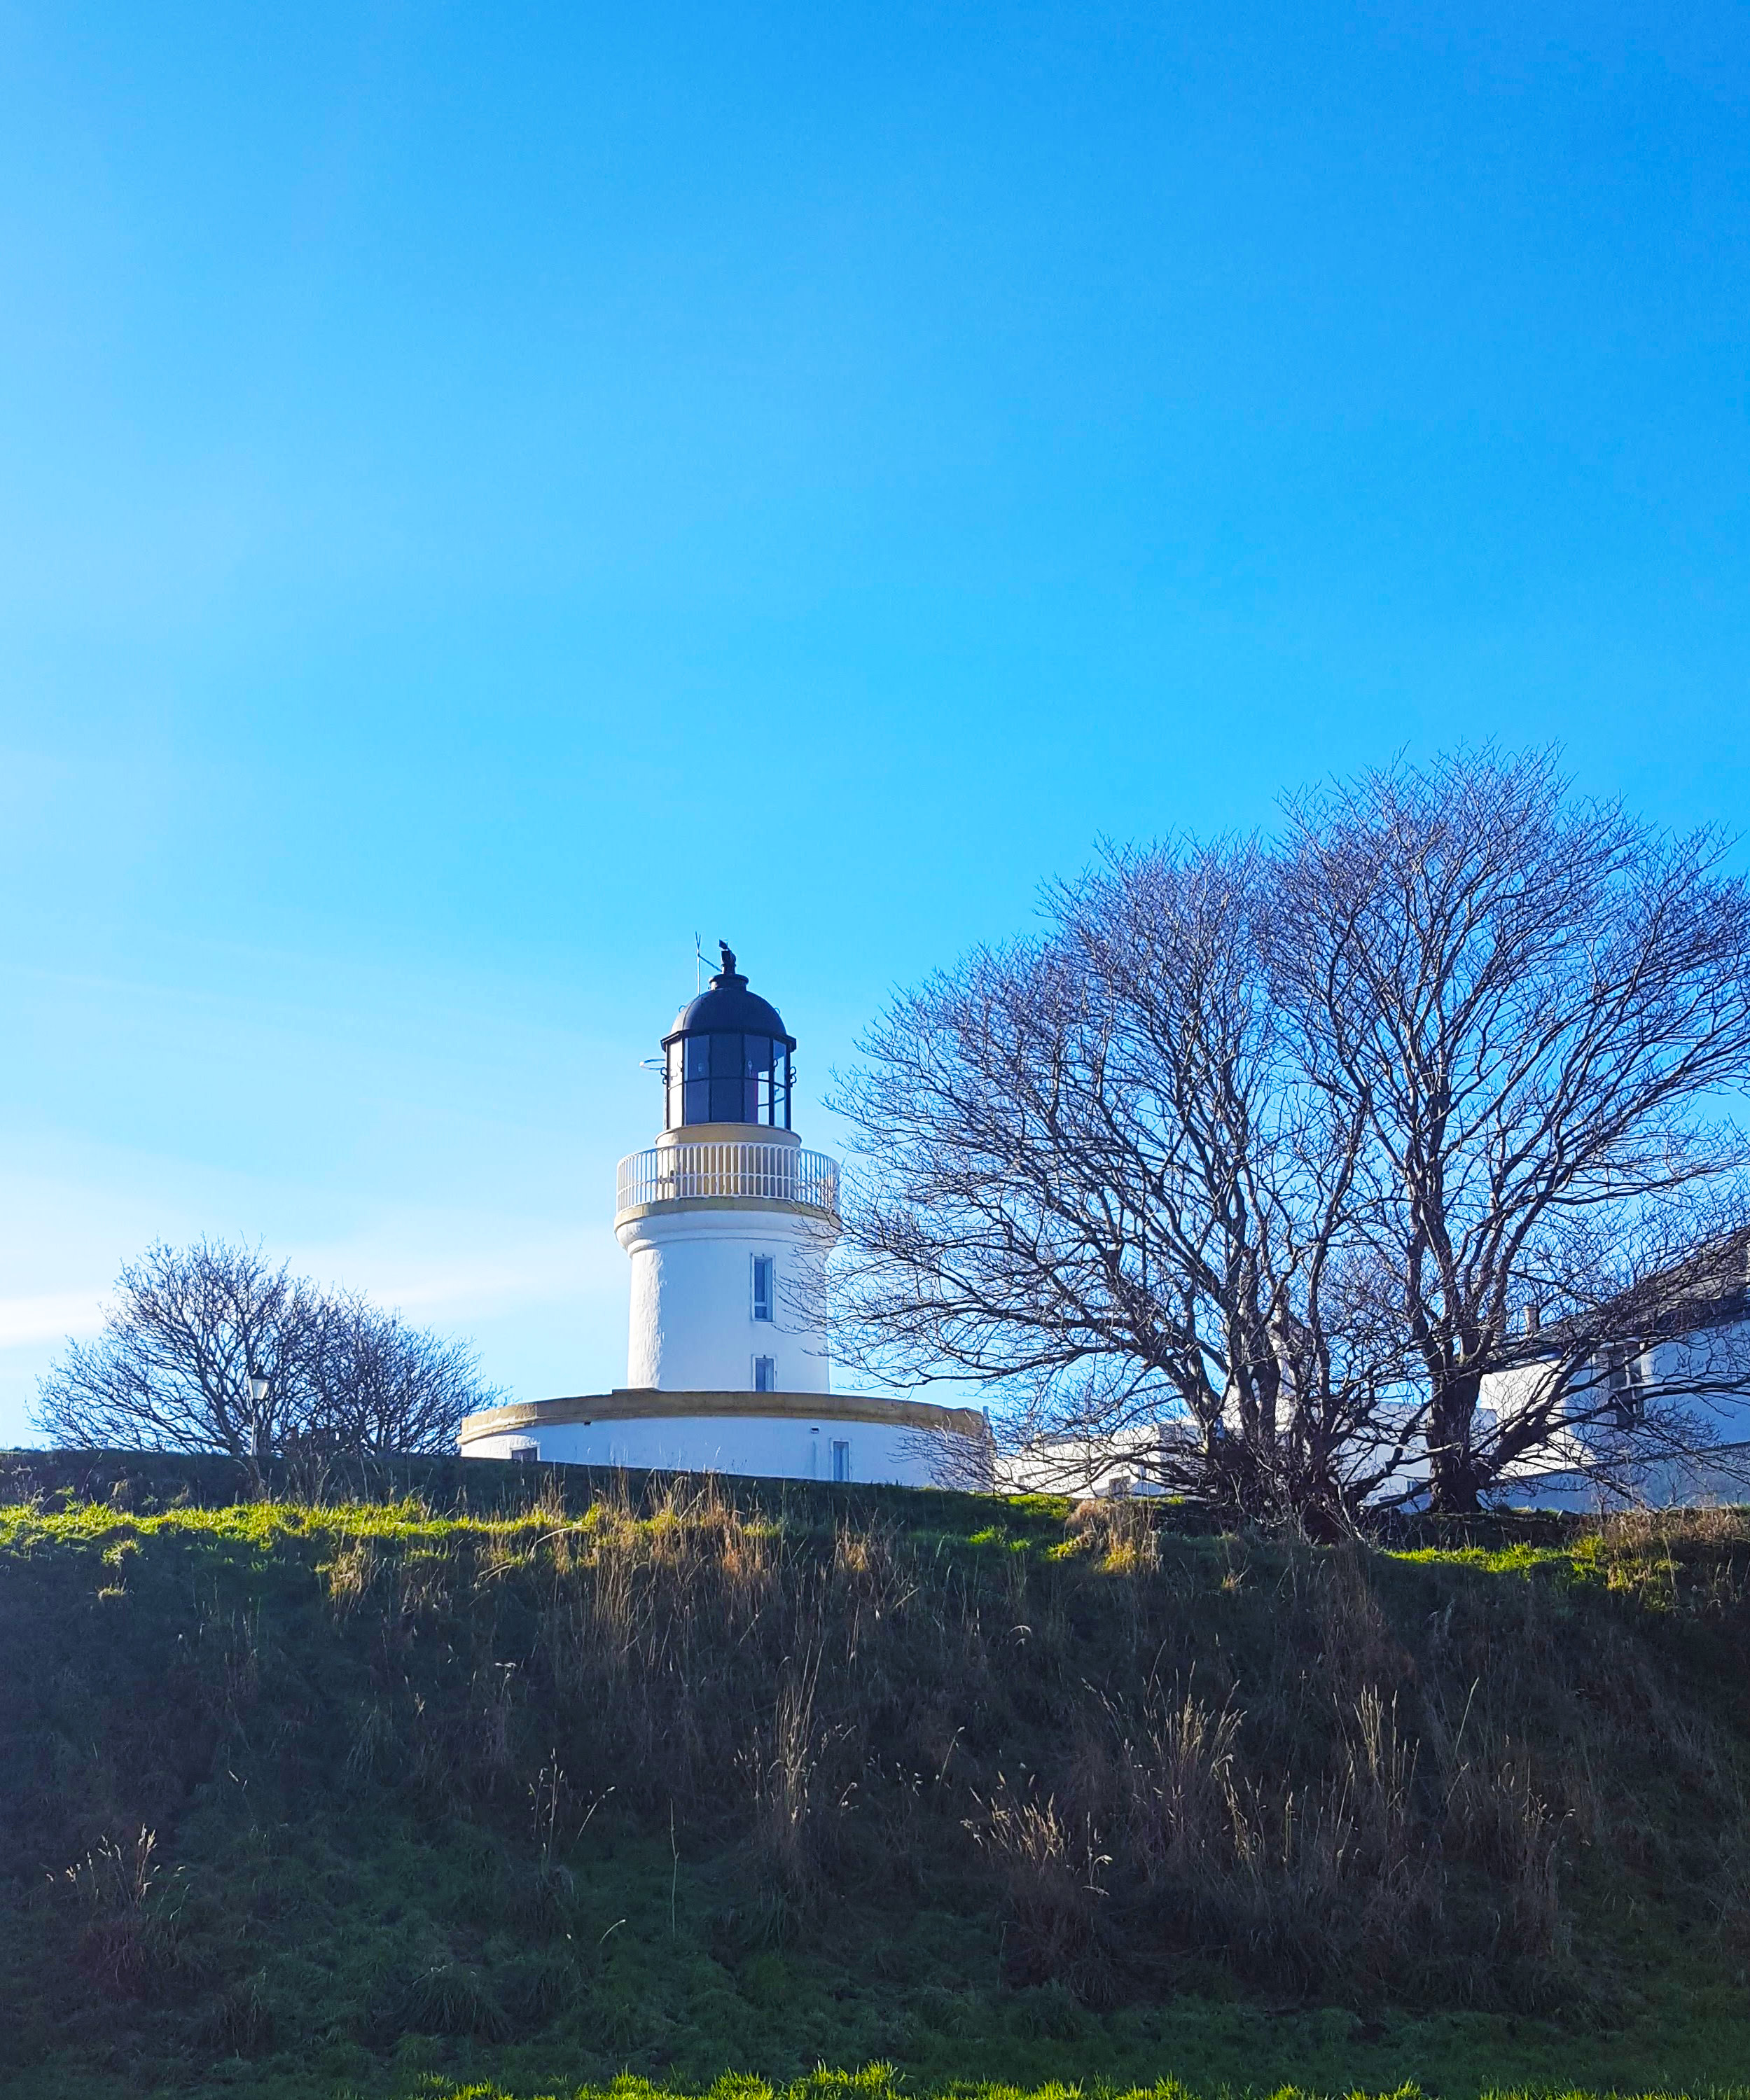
left=31, top=1241, right=324, bottom=1482
left=836, top=752, right=1750, bottom=1526
left=307, top=1293, right=504, bottom=1455
left=832, top=842, right=1403, bottom=1531
left=1271, top=751, right=1750, bottom=1513
left=32, top=1239, right=501, bottom=1473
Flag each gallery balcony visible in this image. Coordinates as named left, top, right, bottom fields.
left=615, top=1141, right=841, bottom=1223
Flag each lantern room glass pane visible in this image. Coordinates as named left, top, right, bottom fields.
left=682, top=1034, right=712, bottom=1125
left=743, top=1036, right=774, bottom=1124
left=705, top=1034, right=740, bottom=1122
left=667, top=1030, right=793, bottom=1127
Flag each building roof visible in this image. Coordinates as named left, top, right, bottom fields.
left=1500, top=1224, right=1750, bottom=1365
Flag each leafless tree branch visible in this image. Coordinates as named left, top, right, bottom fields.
left=31, top=1239, right=503, bottom=1475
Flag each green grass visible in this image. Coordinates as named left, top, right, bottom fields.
left=2, top=1460, right=1749, bottom=2099
left=304, top=2074, right=1750, bottom=2100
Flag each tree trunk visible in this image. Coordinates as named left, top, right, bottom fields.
left=1426, top=1375, right=1485, bottom=1515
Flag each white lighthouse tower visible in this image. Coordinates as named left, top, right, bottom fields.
left=458, top=946, right=992, bottom=1487
left=617, top=943, right=836, bottom=1396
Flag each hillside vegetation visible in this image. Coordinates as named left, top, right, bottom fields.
left=1, top=1459, right=1749, bottom=2098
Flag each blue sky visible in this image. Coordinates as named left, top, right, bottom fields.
left=2, top=2, right=1746, bottom=1441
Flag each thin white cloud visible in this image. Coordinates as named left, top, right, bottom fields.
left=289, top=1225, right=624, bottom=1325
left=0, top=1289, right=107, bottom=1349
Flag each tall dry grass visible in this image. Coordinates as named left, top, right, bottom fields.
left=293, top=1482, right=1750, bottom=2010
left=53, top=1825, right=184, bottom=1995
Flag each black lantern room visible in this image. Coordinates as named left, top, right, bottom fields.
left=662, top=944, right=796, bottom=1129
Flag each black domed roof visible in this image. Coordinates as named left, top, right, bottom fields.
left=665, top=945, right=794, bottom=1047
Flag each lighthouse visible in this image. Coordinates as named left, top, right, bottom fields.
left=458, top=946, right=992, bottom=1487
left=618, top=943, right=837, bottom=1396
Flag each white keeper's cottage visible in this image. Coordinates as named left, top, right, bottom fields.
left=459, top=946, right=992, bottom=1487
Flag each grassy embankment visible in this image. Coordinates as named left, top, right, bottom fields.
left=1, top=1456, right=1748, bottom=2099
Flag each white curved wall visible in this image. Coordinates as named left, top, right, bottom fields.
left=617, top=1204, right=838, bottom=1393
left=465, top=1412, right=972, bottom=1487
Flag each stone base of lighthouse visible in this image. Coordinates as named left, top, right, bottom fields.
left=457, top=1386, right=992, bottom=1488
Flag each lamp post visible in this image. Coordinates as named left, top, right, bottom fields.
left=248, top=1371, right=270, bottom=1463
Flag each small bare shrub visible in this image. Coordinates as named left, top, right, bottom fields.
left=1070, top=1496, right=1160, bottom=1574
left=967, top=1776, right=1111, bottom=1984
left=1492, top=1758, right=1569, bottom=1966
left=1109, top=1679, right=1240, bottom=1888
left=55, top=1826, right=183, bottom=1995
left=756, top=1641, right=831, bottom=1901
left=395, top=1961, right=511, bottom=2041
left=501, top=1750, right=580, bottom=1932
left=323, top=1538, right=380, bottom=1617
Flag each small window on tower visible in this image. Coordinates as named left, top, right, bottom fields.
left=754, top=1356, right=776, bottom=1393
left=752, top=1255, right=775, bottom=1322
left=831, top=1439, right=851, bottom=1483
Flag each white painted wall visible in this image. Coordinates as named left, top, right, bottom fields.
left=1644, top=1327, right=1750, bottom=1440
left=1001, top=1430, right=1172, bottom=1497
left=1477, top=1321, right=1750, bottom=1447
left=616, top=1204, right=838, bottom=1393
left=1476, top=1442, right=1750, bottom=1510
left=464, top=1410, right=975, bottom=1487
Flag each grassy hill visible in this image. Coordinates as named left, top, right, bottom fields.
left=1, top=1454, right=1748, bottom=2099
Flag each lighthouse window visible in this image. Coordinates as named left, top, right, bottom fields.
left=831, top=1439, right=851, bottom=1482
left=679, top=1035, right=709, bottom=1123
left=714, top=1034, right=750, bottom=1122
left=752, top=1256, right=775, bottom=1322
left=665, top=1032, right=793, bottom=1129
left=753, top=1355, right=777, bottom=1393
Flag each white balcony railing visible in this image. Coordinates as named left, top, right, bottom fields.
left=616, top=1141, right=841, bottom=1219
